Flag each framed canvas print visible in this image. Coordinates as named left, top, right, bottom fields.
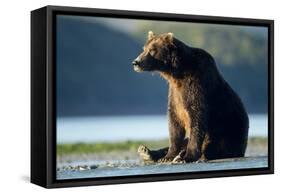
left=31, top=5, right=274, bottom=188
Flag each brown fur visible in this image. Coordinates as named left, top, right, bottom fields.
left=161, top=73, right=191, bottom=139
left=133, top=31, right=249, bottom=162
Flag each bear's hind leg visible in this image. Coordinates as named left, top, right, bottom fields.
left=138, top=145, right=168, bottom=163
left=138, top=138, right=189, bottom=163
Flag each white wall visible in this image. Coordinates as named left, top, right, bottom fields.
left=0, top=0, right=279, bottom=193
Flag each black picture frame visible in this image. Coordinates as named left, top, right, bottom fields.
left=31, top=5, right=274, bottom=188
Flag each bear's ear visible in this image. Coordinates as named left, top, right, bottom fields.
left=148, top=31, right=155, bottom=40
left=165, top=32, right=174, bottom=43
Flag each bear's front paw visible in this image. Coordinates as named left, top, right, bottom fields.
left=183, top=148, right=201, bottom=162
left=171, top=149, right=186, bottom=164
left=158, top=155, right=176, bottom=163
left=195, top=155, right=208, bottom=163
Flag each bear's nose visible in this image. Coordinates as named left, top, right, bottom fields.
left=132, top=60, right=140, bottom=66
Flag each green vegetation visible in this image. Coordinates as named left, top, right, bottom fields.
left=57, top=137, right=267, bottom=156
left=57, top=139, right=168, bottom=155
left=248, top=136, right=268, bottom=147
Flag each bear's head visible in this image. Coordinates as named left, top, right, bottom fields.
left=132, top=31, right=189, bottom=77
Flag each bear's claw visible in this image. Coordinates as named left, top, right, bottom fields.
left=158, top=157, right=174, bottom=163
left=171, top=154, right=186, bottom=164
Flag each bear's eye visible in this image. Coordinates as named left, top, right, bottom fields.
left=149, top=49, right=157, bottom=56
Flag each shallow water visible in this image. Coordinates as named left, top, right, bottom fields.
left=57, top=114, right=268, bottom=143
left=57, top=156, right=268, bottom=180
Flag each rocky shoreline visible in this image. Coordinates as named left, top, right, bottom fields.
left=57, top=138, right=268, bottom=173
left=56, top=156, right=268, bottom=180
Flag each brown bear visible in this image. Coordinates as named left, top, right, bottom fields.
left=133, top=31, right=249, bottom=163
